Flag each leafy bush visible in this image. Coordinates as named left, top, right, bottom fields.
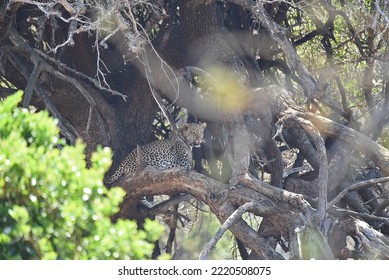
left=0, top=91, right=163, bottom=259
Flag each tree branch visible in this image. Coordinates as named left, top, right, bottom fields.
left=7, top=27, right=113, bottom=145
left=280, top=110, right=328, bottom=222
left=7, top=52, right=80, bottom=143
left=199, top=201, right=255, bottom=260
left=117, top=167, right=303, bottom=259
left=328, top=176, right=389, bottom=210
left=298, top=111, right=389, bottom=176
left=250, top=2, right=317, bottom=96
left=23, top=59, right=41, bottom=108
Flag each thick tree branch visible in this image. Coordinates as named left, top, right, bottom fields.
left=343, top=218, right=389, bottom=258
left=116, top=167, right=315, bottom=259
left=280, top=110, right=328, bottom=222
left=298, top=111, right=389, bottom=176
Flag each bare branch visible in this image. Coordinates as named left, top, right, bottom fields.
left=199, top=201, right=255, bottom=260
left=250, top=2, right=317, bottom=95
left=7, top=28, right=113, bottom=143
left=7, top=52, right=80, bottom=143
left=328, top=176, right=389, bottom=210
left=238, top=173, right=310, bottom=212
left=330, top=207, right=389, bottom=226
left=344, top=218, right=389, bottom=258
left=23, top=59, right=41, bottom=108
left=376, top=0, right=389, bottom=24
left=147, top=194, right=193, bottom=215
left=34, top=48, right=128, bottom=100
left=300, top=111, right=389, bottom=176
left=280, top=109, right=328, bottom=222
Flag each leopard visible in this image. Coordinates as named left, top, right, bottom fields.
left=105, top=122, right=207, bottom=186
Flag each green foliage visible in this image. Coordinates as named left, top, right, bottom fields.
left=176, top=207, right=236, bottom=260
left=0, top=91, right=164, bottom=259
left=299, top=226, right=330, bottom=260
left=287, top=0, right=388, bottom=112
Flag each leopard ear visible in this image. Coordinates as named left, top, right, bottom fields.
left=200, top=122, right=207, bottom=128
left=181, top=123, right=190, bottom=130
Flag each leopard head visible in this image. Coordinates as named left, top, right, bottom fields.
left=179, top=122, right=207, bottom=147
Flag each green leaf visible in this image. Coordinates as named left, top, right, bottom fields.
left=0, top=91, right=162, bottom=260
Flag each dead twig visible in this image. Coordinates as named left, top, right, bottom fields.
left=330, top=206, right=389, bottom=226
left=199, top=201, right=255, bottom=260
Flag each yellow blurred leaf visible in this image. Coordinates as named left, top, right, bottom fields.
left=205, top=66, right=246, bottom=112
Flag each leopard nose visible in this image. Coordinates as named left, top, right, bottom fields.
left=194, top=140, right=201, bottom=148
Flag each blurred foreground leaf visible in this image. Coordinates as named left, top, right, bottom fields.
left=0, top=91, right=164, bottom=259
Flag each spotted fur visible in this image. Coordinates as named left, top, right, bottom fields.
left=105, top=122, right=206, bottom=186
